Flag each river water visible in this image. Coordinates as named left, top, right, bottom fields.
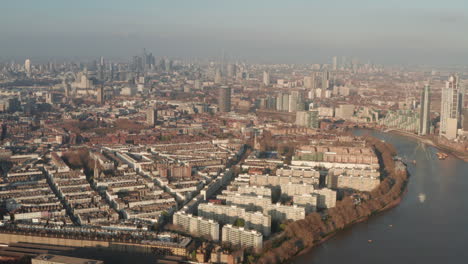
left=294, top=129, right=468, bottom=264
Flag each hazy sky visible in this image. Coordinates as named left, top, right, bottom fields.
left=1, top=0, right=468, bottom=64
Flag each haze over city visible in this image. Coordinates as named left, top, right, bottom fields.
left=1, top=0, right=468, bottom=64
left=0, top=1, right=467, bottom=264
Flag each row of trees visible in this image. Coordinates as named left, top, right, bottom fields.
left=255, top=137, right=407, bottom=263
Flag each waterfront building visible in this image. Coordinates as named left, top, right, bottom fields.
left=265, top=203, right=306, bottom=222
left=379, top=110, right=420, bottom=134
left=419, top=84, right=431, bottom=135
left=314, top=188, right=337, bottom=209
left=440, top=75, right=465, bottom=139
left=32, top=254, right=104, bottom=264
left=293, top=194, right=318, bottom=213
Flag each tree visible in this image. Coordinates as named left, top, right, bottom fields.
left=234, top=218, right=245, bottom=227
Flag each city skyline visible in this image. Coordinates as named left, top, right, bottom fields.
left=1, top=0, right=468, bottom=65
left=0, top=2, right=467, bottom=264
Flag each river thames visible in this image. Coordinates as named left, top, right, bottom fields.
left=294, top=129, right=468, bottom=264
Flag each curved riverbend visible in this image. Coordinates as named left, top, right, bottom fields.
left=294, top=129, right=468, bottom=264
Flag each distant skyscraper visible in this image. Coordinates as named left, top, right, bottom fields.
left=282, top=93, right=290, bottom=111
left=263, top=71, right=271, bottom=86
left=214, top=68, right=223, bottom=84
left=218, top=86, right=231, bottom=112
left=320, top=71, right=329, bottom=89
left=97, top=86, right=104, bottom=105
left=194, top=79, right=202, bottom=90
left=440, top=74, right=464, bottom=139
left=296, top=110, right=319, bottom=128
left=419, top=84, right=431, bottom=135
left=64, top=85, right=70, bottom=98
left=164, top=59, right=172, bottom=72
left=289, top=91, right=299, bottom=112
left=332, top=56, right=338, bottom=71
left=24, top=59, right=31, bottom=77
left=147, top=107, right=158, bottom=127
left=46, top=92, right=54, bottom=105
left=227, top=64, right=236, bottom=78
left=304, top=76, right=315, bottom=89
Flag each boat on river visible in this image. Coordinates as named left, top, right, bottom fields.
left=436, top=152, right=448, bottom=160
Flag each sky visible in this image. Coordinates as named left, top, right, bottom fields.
left=1, top=0, right=468, bottom=65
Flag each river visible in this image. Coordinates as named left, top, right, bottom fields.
left=294, top=129, right=468, bottom=264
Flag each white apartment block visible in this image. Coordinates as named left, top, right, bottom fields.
left=293, top=194, right=318, bottom=214
left=281, top=182, right=315, bottom=196
left=249, top=174, right=318, bottom=187
left=221, top=193, right=272, bottom=212
left=237, top=185, right=272, bottom=196
left=265, top=204, right=306, bottom=222
left=173, top=212, right=220, bottom=241
left=198, top=203, right=271, bottom=236
left=314, top=188, right=337, bottom=209
left=336, top=175, right=380, bottom=192
left=222, top=224, right=263, bottom=251
left=276, top=167, right=320, bottom=179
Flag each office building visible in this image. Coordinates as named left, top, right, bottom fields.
left=419, top=84, right=431, bottom=135
left=218, top=86, right=231, bottom=112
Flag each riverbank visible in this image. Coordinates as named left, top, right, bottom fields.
left=256, top=137, right=409, bottom=264
left=293, top=191, right=406, bottom=260
left=382, top=129, right=468, bottom=162
left=294, top=129, right=468, bottom=264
